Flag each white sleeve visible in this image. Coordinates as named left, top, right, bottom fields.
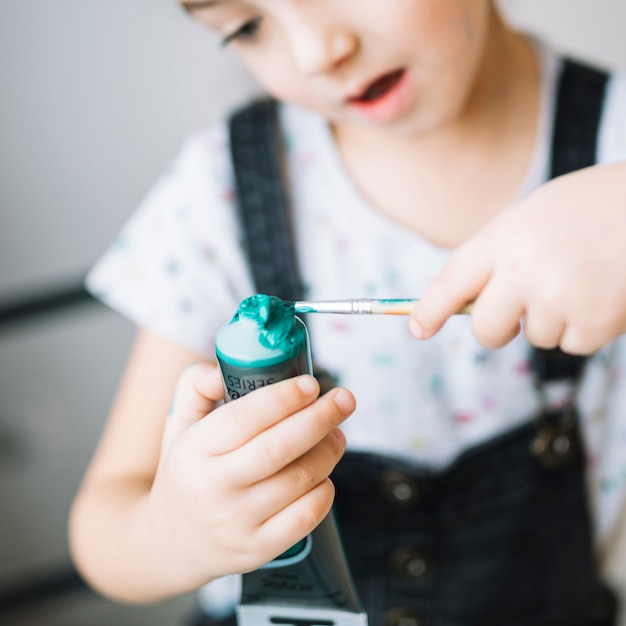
left=598, top=69, right=626, bottom=164
left=86, top=125, right=255, bottom=357
left=583, top=337, right=626, bottom=542
left=593, top=71, right=626, bottom=540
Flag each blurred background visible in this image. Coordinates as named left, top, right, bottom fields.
left=1, top=1, right=625, bottom=624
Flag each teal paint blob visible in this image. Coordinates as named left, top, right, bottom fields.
left=233, top=294, right=304, bottom=355
left=216, top=294, right=309, bottom=368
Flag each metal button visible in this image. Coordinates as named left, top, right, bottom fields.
left=389, top=546, right=434, bottom=579
left=384, top=607, right=428, bottom=626
left=530, top=423, right=582, bottom=469
left=551, top=434, right=571, bottom=455
left=380, top=469, right=419, bottom=507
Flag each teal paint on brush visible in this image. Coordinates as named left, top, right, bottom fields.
left=293, top=298, right=416, bottom=315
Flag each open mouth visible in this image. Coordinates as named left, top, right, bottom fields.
left=350, top=69, right=406, bottom=103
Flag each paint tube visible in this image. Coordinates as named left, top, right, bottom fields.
left=216, top=294, right=312, bottom=402
left=215, top=294, right=367, bottom=626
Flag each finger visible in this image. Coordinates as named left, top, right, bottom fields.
left=469, top=272, right=525, bottom=349
left=256, top=479, right=337, bottom=562
left=230, top=387, right=355, bottom=485
left=169, top=362, right=224, bottom=424
left=410, top=236, right=492, bottom=339
left=245, top=428, right=346, bottom=523
left=163, top=362, right=224, bottom=449
left=559, top=323, right=604, bottom=356
left=559, top=286, right=625, bottom=354
left=199, top=375, right=322, bottom=455
left=523, top=306, right=566, bottom=350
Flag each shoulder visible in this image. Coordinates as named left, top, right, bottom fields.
left=172, top=122, right=233, bottom=192
left=85, top=115, right=254, bottom=354
left=181, top=100, right=331, bottom=180
left=117, top=121, right=239, bottom=250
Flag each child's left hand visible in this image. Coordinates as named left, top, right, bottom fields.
left=409, top=161, right=626, bottom=355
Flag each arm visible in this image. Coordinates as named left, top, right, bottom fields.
left=69, top=329, right=354, bottom=603
left=410, top=161, right=626, bottom=354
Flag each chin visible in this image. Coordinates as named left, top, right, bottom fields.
left=366, top=113, right=445, bottom=139
left=395, top=103, right=467, bottom=138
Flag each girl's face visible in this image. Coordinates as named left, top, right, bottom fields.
left=182, top=0, right=496, bottom=137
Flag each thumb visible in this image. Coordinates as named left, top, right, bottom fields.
left=162, top=361, right=225, bottom=451
left=410, top=234, right=492, bottom=339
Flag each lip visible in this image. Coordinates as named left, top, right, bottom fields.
left=346, top=69, right=411, bottom=123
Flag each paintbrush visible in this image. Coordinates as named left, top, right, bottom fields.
left=293, top=298, right=473, bottom=316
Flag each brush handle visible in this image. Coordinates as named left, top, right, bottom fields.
left=294, top=299, right=376, bottom=314
left=294, top=299, right=473, bottom=316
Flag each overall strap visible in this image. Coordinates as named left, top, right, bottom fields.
left=228, top=98, right=304, bottom=302
left=550, top=59, right=609, bottom=179
left=534, top=59, right=609, bottom=383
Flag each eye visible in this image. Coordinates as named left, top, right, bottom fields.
left=221, top=16, right=263, bottom=46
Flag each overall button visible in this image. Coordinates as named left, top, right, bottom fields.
left=380, top=469, right=420, bottom=507
left=389, top=546, right=434, bottom=579
left=384, top=607, right=429, bottom=626
left=530, top=423, right=582, bottom=468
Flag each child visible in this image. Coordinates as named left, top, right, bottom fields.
left=70, top=1, right=626, bottom=624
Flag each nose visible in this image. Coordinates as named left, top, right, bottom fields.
left=288, top=16, right=358, bottom=75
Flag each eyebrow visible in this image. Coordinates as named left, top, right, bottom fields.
left=180, top=0, right=220, bottom=11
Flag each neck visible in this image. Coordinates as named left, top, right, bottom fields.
left=458, top=9, right=539, bottom=144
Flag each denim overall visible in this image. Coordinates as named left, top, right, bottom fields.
left=193, top=59, right=616, bottom=626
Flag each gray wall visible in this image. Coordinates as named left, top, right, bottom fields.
left=1, top=0, right=625, bottom=622
left=0, top=0, right=258, bottom=295
left=501, top=0, right=626, bottom=67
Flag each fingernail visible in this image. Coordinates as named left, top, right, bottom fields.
left=334, top=389, right=355, bottom=413
left=296, top=375, right=318, bottom=395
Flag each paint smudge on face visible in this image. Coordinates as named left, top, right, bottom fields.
left=447, top=3, right=478, bottom=43
left=462, top=3, right=475, bottom=41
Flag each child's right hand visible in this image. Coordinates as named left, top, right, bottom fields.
left=145, top=362, right=354, bottom=593
left=409, top=162, right=626, bottom=354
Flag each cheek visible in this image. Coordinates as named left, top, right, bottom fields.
left=236, top=48, right=324, bottom=109
left=248, top=63, right=297, bottom=100
left=406, top=2, right=491, bottom=104
left=376, top=0, right=490, bottom=63
left=235, top=51, right=285, bottom=92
